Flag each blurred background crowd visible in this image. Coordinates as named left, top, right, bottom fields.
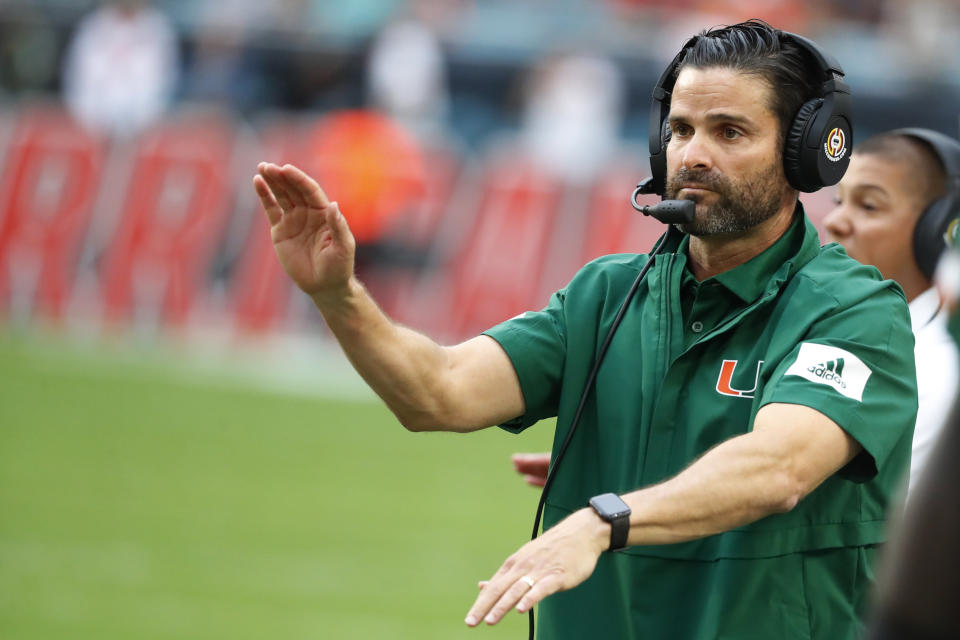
left=0, top=0, right=958, bottom=343
left=2, top=0, right=958, bottom=143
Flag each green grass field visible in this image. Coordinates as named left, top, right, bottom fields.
left=0, top=331, right=554, bottom=639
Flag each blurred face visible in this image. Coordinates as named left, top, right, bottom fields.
left=822, top=153, right=924, bottom=283
left=664, top=67, right=792, bottom=237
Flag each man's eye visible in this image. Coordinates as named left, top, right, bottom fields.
left=672, top=124, right=691, bottom=137
left=723, top=128, right=741, bottom=139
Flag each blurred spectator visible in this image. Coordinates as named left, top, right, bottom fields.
left=366, top=12, right=449, bottom=139
left=881, top=0, right=960, bottom=81
left=180, top=0, right=265, bottom=111
left=253, top=0, right=359, bottom=111
left=305, top=109, right=427, bottom=248
left=519, top=51, right=624, bottom=184
left=62, top=0, right=179, bottom=138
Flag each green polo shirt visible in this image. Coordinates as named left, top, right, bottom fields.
left=483, top=207, right=917, bottom=639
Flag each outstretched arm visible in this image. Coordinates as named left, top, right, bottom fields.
left=466, top=403, right=862, bottom=626
left=253, top=163, right=524, bottom=432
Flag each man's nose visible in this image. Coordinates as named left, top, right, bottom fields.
left=680, top=133, right=713, bottom=172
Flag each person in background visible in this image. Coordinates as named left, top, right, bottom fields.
left=824, top=128, right=960, bottom=495
left=62, top=0, right=179, bottom=138
left=366, top=3, right=449, bottom=140
left=866, top=231, right=960, bottom=639
left=519, top=51, right=625, bottom=184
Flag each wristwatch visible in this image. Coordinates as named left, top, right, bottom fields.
left=588, top=492, right=632, bottom=552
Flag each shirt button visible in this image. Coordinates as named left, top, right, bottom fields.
left=691, top=321, right=704, bottom=333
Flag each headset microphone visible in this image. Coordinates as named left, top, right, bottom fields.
left=631, top=176, right=697, bottom=224
left=632, top=197, right=696, bottom=224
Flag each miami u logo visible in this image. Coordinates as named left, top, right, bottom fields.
left=715, top=359, right=764, bottom=398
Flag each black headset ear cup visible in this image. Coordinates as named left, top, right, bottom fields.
left=913, top=192, right=960, bottom=280
left=895, top=128, right=960, bottom=278
left=783, top=98, right=823, bottom=192
left=648, top=118, right=672, bottom=194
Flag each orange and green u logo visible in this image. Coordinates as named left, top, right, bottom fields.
left=715, top=359, right=764, bottom=398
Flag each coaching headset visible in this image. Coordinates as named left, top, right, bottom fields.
left=888, top=128, right=960, bottom=280
left=636, top=30, right=854, bottom=200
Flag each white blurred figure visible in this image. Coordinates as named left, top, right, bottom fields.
left=520, top=52, right=625, bottom=184
left=367, top=15, right=449, bottom=139
left=62, top=0, right=179, bottom=138
left=881, top=0, right=960, bottom=81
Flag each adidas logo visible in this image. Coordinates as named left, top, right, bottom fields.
left=786, top=343, right=872, bottom=402
left=807, top=358, right=847, bottom=389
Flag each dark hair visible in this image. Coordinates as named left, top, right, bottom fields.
left=856, top=133, right=948, bottom=209
left=675, top=19, right=822, bottom=148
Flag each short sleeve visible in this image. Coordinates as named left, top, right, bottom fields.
left=760, top=285, right=918, bottom=482
left=482, top=290, right=568, bottom=433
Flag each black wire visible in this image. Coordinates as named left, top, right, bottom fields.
left=526, top=226, right=678, bottom=639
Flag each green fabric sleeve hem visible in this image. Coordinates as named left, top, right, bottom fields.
left=482, top=326, right=546, bottom=433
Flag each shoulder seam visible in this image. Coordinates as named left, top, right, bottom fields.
left=791, top=270, right=843, bottom=310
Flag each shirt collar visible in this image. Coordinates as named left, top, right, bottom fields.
left=677, top=202, right=808, bottom=303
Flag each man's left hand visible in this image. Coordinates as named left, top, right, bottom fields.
left=464, top=508, right=610, bottom=626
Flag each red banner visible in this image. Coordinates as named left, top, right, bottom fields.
left=0, top=104, right=837, bottom=341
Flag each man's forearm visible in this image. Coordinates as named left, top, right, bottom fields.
left=312, top=278, right=525, bottom=432
left=618, top=433, right=797, bottom=546
left=616, top=404, right=859, bottom=546
left=312, top=277, right=458, bottom=430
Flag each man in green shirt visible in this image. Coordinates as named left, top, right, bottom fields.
left=253, top=20, right=917, bottom=640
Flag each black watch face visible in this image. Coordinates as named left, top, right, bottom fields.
left=591, top=493, right=630, bottom=519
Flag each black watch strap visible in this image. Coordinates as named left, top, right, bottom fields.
left=588, top=493, right=632, bottom=552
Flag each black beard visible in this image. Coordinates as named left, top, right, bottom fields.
left=664, top=165, right=784, bottom=237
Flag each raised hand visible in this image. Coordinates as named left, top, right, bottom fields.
left=253, top=162, right=356, bottom=300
